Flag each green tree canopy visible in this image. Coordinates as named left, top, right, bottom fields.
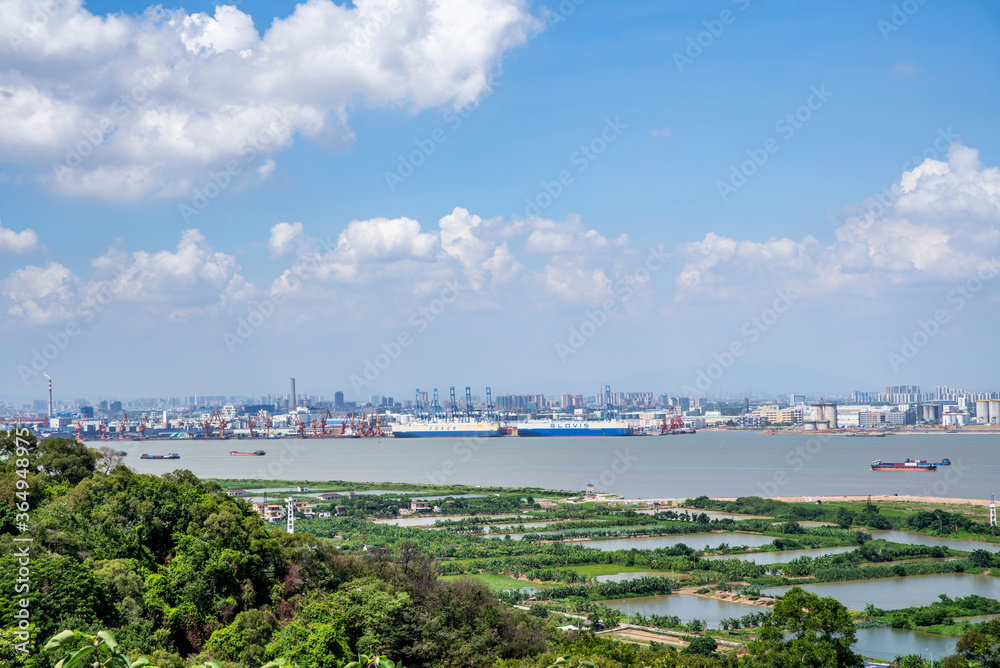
left=743, top=587, right=862, bottom=668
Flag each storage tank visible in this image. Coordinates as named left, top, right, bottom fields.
left=921, top=404, right=942, bottom=422
left=823, top=403, right=838, bottom=429
left=990, top=400, right=1000, bottom=425
left=976, top=400, right=990, bottom=423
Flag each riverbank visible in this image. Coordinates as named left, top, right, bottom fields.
left=593, top=494, right=997, bottom=508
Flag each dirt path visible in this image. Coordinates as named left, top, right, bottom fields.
left=673, top=584, right=777, bottom=607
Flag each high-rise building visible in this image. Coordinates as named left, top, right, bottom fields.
left=334, top=391, right=344, bottom=408
left=290, top=378, right=297, bottom=411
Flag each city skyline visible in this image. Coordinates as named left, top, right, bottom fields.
left=8, top=378, right=1000, bottom=413
left=2, top=1, right=999, bottom=399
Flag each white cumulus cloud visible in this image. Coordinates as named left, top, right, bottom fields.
left=0, top=220, right=43, bottom=254
left=0, top=0, right=542, bottom=199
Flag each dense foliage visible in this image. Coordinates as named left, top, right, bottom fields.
left=685, top=496, right=1000, bottom=538
left=0, top=433, right=550, bottom=668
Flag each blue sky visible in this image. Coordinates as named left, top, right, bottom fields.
left=1, top=0, right=998, bottom=404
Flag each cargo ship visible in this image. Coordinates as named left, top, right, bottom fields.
left=140, top=453, right=180, bottom=460
left=871, top=459, right=936, bottom=471
left=516, top=418, right=631, bottom=437
left=391, top=420, right=501, bottom=438
left=229, top=450, right=266, bottom=456
left=100, top=450, right=128, bottom=457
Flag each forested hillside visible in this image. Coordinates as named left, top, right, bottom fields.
left=0, top=433, right=552, bottom=668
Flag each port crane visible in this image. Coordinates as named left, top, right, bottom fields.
left=75, top=420, right=83, bottom=441
left=485, top=387, right=494, bottom=423
left=449, top=386, right=458, bottom=420
left=319, top=409, right=332, bottom=436
left=138, top=414, right=147, bottom=439
left=465, top=386, right=473, bottom=421
left=660, top=407, right=694, bottom=435
left=118, top=412, right=129, bottom=440
left=294, top=413, right=306, bottom=438
left=100, top=417, right=108, bottom=440
left=247, top=413, right=258, bottom=438
left=253, top=409, right=271, bottom=438
left=201, top=410, right=227, bottom=439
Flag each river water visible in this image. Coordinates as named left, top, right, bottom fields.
left=126, top=431, right=999, bottom=500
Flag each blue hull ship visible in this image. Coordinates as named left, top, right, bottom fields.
left=516, top=419, right=631, bottom=437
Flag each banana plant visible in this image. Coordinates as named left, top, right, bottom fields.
left=345, top=654, right=405, bottom=668
left=44, top=630, right=149, bottom=668
left=545, top=657, right=595, bottom=668
left=45, top=630, right=298, bottom=668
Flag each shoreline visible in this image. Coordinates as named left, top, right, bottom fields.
left=604, top=494, right=996, bottom=508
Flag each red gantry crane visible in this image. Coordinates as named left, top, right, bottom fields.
left=118, top=412, right=129, bottom=440
left=294, top=413, right=306, bottom=438
left=256, top=409, right=272, bottom=438
left=138, top=414, right=147, bottom=439
left=216, top=411, right=226, bottom=439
